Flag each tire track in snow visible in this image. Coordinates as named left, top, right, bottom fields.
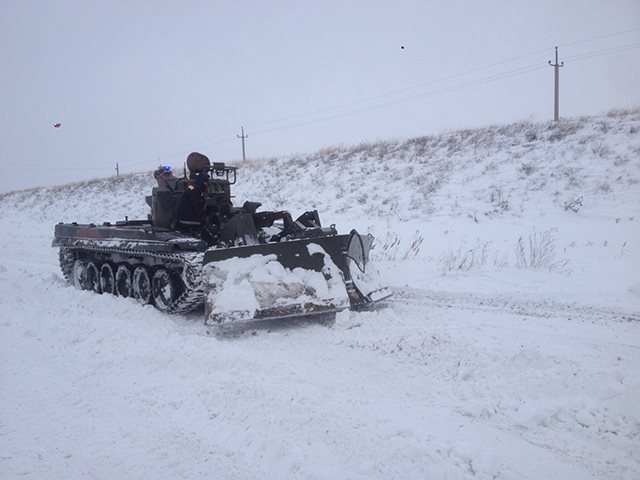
left=390, top=287, right=640, bottom=324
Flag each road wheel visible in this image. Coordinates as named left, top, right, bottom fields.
left=115, top=264, right=133, bottom=298
left=152, top=268, right=182, bottom=313
left=73, top=260, right=88, bottom=290
left=86, top=261, right=101, bottom=293
left=100, top=263, right=116, bottom=295
left=133, top=266, right=152, bottom=305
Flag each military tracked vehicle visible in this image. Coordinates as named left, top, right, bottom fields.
left=52, top=155, right=390, bottom=325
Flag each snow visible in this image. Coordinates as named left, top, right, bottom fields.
left=1, top=111, right=639, bottom=479
left=203, top=246, right=350, bottom=324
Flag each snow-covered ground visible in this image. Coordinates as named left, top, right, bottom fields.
left=1, top=111, right=639, bottom=479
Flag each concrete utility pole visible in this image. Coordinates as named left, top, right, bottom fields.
left=237, top=126, right=248, bottom=162
left=548, top=46, right=564, bottom=122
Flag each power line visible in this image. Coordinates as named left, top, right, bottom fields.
left=249, top=64, right=549, bottom=136
left=564, top=41, right=640, bottom=62
left=243, top=51, right=551, bottom=131
left=125, top=29, right=640, bottom=169
left=145, top=60, right=551, bottom=161
left=21, top=35, right=638, bottom=175
left=149, top=27, right=640, bottom=162
left=557, top=27, right=640, bottom=49
left=243, top=27, right=640, bottom=131
left=250, top=41, right=640, bottom=136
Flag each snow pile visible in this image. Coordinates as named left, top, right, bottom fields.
left=203, top=244, right=349, bottom=324
left=1, top=110, right=639, bottom=479
left=348, top=257, right=390, bottom=302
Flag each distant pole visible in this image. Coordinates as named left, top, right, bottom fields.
left=548, top=46, right=564, bottom=122
left=237, top=126, right=248, bottom=162
left=115, top=162, right=119, bottom=177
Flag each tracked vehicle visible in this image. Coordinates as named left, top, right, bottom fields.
left=52, top=156, right=390, bottom=325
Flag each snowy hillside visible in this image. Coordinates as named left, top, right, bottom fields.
left=1, top=110, right=639, bottom=479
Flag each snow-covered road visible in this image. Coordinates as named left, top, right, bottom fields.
left=1, top=245, right=638, bottom=479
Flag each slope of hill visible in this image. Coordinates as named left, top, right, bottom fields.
left=1, top=111, right=639, bottom=479
left=4, top=109, right=638, bottom=304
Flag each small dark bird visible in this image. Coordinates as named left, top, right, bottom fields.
left=54, top=123, right=61, bottom=128
left=400, top=45, right=405, bottom=50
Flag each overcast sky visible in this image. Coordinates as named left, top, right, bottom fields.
left=1, top=0, right=639, bottom=193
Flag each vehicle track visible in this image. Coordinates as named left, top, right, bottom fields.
left=390, top=287, right=639, bottom=323
left=58, top=245, right=204, bottom=314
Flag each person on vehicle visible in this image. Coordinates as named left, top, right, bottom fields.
left=175, top=171, right=217, bottom=244
left=153, top=165, right=177, bottom=188
left=176, top=172, right=208, bottom=229
left=186, top=152, right=210, bottom=179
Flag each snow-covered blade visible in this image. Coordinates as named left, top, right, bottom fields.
left=202, top=232, right=388, bottom=324
left=203, top=249, right=348, bottom=324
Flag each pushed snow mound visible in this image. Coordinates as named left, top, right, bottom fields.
left=203, top=244, right=350, bottom=324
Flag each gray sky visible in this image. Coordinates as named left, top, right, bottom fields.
left=1, top=0, right=639, bottom=193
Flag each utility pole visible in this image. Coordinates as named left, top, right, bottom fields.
left=548, top=46, right=564, bottom=122
left=237, top=126, right=248, bottom=162
left=115, top=162, right=119, bottom=177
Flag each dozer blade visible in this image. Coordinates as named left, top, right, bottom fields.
left=202, top=232, right=390, bottom=325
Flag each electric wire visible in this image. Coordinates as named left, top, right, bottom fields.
left=244, top=28, right=640, bottom=132
left=249, top=41, right=640, bottom=136
left=130, top=26, right=640, bottom=168
left=564, top=41, right=640, bottom=62
left=116, top=37, right=640, bottom=171
left=250, top=64, right=550, bottom=136
left=17, top=28, right=638, bottom=174
left=240, top=28, right=640, bottom=132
